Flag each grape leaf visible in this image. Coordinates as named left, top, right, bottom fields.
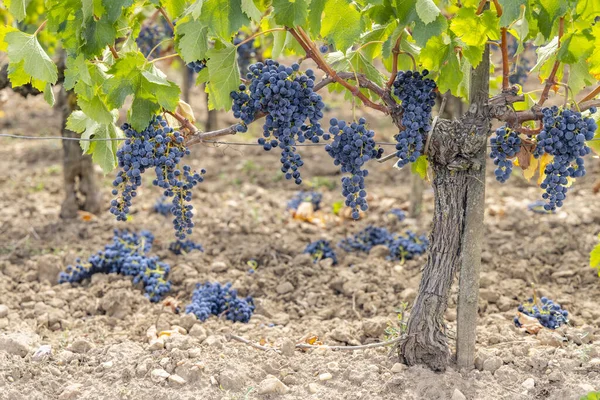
left=176, top=19, right=209, bottom=63
left=161, top=0, right=186, bottom=20
left=450, top=8, right=499, bottom=47
left=273, top=0, right=308, bottom=27
left=200, top=0, right=249, bottom=38
left=271, top=30, right=288, bottom=59
left=586, top=25, right=600, bottom=79
left=81, top=18, right=117, bottom=57
left=103, top=0, right=133, bottom=23
left=557, top=31, right=594, bottom=65
left=188, top=0, right=205, bottom=19
left=568, top=59, right=595, bottom=95
left=412, top=14, right=447, bottom=47
left=0, top=24, right=19, bottom=52
left=7, top=0, right=27, bottom=21
left=5, top=31, right=58, bottom=91
left=321, top=0, right=362, bottom=52
left=359, top=21, right=397, bottom=60
left=415, top=0, right=440, bottom=25
left=348, top=51, right=385, bottom=86
left=537, top=153, right=552, bottom=185
left=411, top=155, right=428, bottom=180
left=394, top=0, right=417, bottom=26
left=531, top=36, right=558, bottom=72
left=498, top=0, right=526, bottom=27
left=44, top=83, right=55, bottom=107
left=591, top=238, right=600, bottom=273
left=206, top=43, right=240, bottom=111
left=241, top=0, right=262, bottom=21
left=308, top=0, right=326, bottom=36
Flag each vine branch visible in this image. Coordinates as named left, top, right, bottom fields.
left=500, top=28, right=509, bottom=90
left=386, top=35, right=403, bottom=89
left=579, top=84, right=600, bottom=104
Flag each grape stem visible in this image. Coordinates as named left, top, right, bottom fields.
left=476, top=0, right=487, bottom=14
left=386, top=35, right=403, bottom=89
left=34, top=20, right=48, bottom=36
left=287, top=27, right=388, bottom=113
left=538, top=17, right=564, bottom=107
left=165, top=110, right=198, bottom=135
left=109, top=45, right=119, bottom=59
left=235, top=28, right=286, bottom=48
left=579, top=84, right=600, bottom=104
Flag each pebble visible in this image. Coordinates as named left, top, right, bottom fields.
left=178, top=314, right=197, bottom=331
left=204, top=335, right=224, bottom=348
left=319, top=372, right=333, bottom=381
left=211, top=261, right=228, bottom=272
left=451, top=388, right=467, bottom=400
left=0, top=305, right=8, bottom=318
left=168, top=374, right=186, bottom=387
left=362, top=317, right=388, bottom=338
left=151, top=368, right=170, bottom=383
left=188, top=325, right=207, bottom=341
left=159, top=357, right=170, bottom=367
left=101, top=361, right=113, bottom=370
left=218, top=370, right=246, bottom=391
left=308, top=383, right=319, bottom=394
left=276, top=281, right=294, bottom=295
left=68, top=339, right=93, bottom=354
left=326, top=362, right=340, bottom=373
left=482, top=356, right=503, bottom=373
left=522, top=378, right=535, bottom=390
left=391, top=363, right=406, bottom=373
left=0, top=333, right=33, bottom=357
left=148, top=338, right=165, bottom=351
left=188, top=348, right=202, bottom=358
left=58, top=384, right=83, bottom=400
left=258, top=377, right=290, bottom=395
left=170, top=325, right=187, bottom=335
left=32, top=344, right=52, bottom=361
left=281, top=339, right=295, bottom=357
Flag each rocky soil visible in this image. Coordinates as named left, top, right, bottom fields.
left=0, top=82, right=599, bottom=400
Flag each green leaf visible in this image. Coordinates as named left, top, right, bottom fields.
left=161, top=0, right=186, bottom=19
left=8, top=0, right=27, bottom=21
left=450, top=8, right=499, bottom=47
left=64, top=54, right=93, bottom=91
left=67, top=110, right=121, bottom=170
left=103, top=0, right=132, bottom=23
left=200, top=0, right=249, bottom=38
left=410, top=155, right=428, bottom=179
left=78, top=96, right=114, bottom=125
left=241, top=0, right=262, bottom=21
left=460, top=41, right=485, bottom=68
left=531, top=36, right=558, bottom=72
left=415, top=0, right=440, bottom=25
left=437, top=51, right=462, bottom=96
left=129, top=96, right=161, bottom=131
left=5, top=31, right=58, bottom=91
left=44, top=82, right=55, bottom=107
left=206, top=42, right=240, bottom=110
left=539, top=0, right=568, bottom=22
left=187, top=0, right=205, bottom=19
left=569, top=59, right=595, bottom=96
left=91, top=123, right=120, bottom=174
left=321, top=0, right=362, bottom=52
left=273, top=0, right=308, bottom=27
left=557, top=31, right=594, bottom=65
left=590, top=237, right=600, bottom=272
left=66, top=110, right=89, bottom=134
left=81, top=18, right=117, bottom=57
left=412, top=14, right=447, bottom=47
left=359, top=21, right=397, bottom=60
left=348, top=51, right=385, bottom=86
left=393, top=0, right=417, bottom=26
left=457, top=57, right=472, bottom=102
left=498, top=0, right=526, bottom=27
left=175, top=19, right=209, bottom=63
left=271, top=30, right=288, bottom=59
left=308, top=0, right=326, bottom=36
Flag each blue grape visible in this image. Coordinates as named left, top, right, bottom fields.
left=534, top=106, right=597, bottom=210
left=392, top=70, right=437, bottom=167
left=515, top=296, right=568, bottom=329
left=324, top=118, right=383, bottom=218
left=185, top=282, right=255, bottom=323
left=338, top=226, right=428, bottom=261
left=169, top=239, right=204, bottom=255
left=187, top=60, right=207, bottom=73
left=287, top=191, right=323, bottom=211
left=153, top=196, right=172, bottom=216
left=304, top=240, right=337, bottom=264
left=58, top=230, right=171, bottom=302
left=110, top=115, right=205, bottom=239
left=234, top=33, right=255, bottom=75
left=490, top=126, right=521, bottom=183
left=320, top=45, right=329, bottom=53
left=387, top=208, right=406, bottom=221
left=231, top=60, right=325, bottom=184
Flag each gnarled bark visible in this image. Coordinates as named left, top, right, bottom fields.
left=399, top=46, right=490, bottom=371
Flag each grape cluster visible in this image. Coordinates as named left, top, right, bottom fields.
left=136, top=20, right=173, bottom=59
left=339, top=226, right=428, bottom=261
left=304, top=240, right=338, bottom=265
left=168, top=240, right=204, bottom=255
left=514, top=296, right=568, bottom=329
left=58, top=230, right=171, bottom=302
left=231, top=60, right=326, bottom=184
left=286, top=191, right=323, bottom=211
left=392, top=70, right=437, bottom=167
left=387, top=208, right=406, bottom=221
left=234, top=33, right=255, bottom=75
left=534, top=106, right=597, bottom=210
left=325, top=118, right=383, bottom=219
left=153, top=196, right=172, bottom=216
left=110, top=115, right=205, bottom=239
left=490, top=126, right=521, bottom=183
left=185, top=282, right=255, bottom=323
left=187, top=60, right=206, bottom=74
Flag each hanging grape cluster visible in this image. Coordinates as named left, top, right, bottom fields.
left=392, top=70, right=437, bottom=168
left=534, top=106, right=597, bottom=210
left=110, top=115, right=205, bottom=239
left=325, top=118, right=383, bottom=219
left=231, top=60, right=325, bottom=185
left=490, top=126, right=521, bottom=183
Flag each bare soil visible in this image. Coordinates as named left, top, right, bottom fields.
left=0, top=79, right=599, bottom=400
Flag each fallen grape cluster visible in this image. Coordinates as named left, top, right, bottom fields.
left=534, top=106, right=597, bottom=210
left=325, top=118, right=383, bottom=219
left=304, top=240, right=338, bottom=265
left=515, top=296, right=568, bottom=329
left=231, top=60, right=325, bottom=185
left=153, top=196, right=172, bottom=216
left=392, top=70, right=437, bottom=168
left=387, top=208, right=406, bottom=221
left=185, top=282, right=255, bottom=323
left=58, top=230, right=171, bottom=302
left=490, top=126, right=521, bottom=183
left=339, top=226, right=428, bottom=261
left=287, top=191, right=323, bottom=211
left=168, top=239, right=204, bottom=255
left=110, top=115, right=205, bottom=239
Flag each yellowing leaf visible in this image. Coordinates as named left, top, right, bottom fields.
left=537, top=153, right=552, bottom=185
left=522, top=155, right=539, bottom=181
